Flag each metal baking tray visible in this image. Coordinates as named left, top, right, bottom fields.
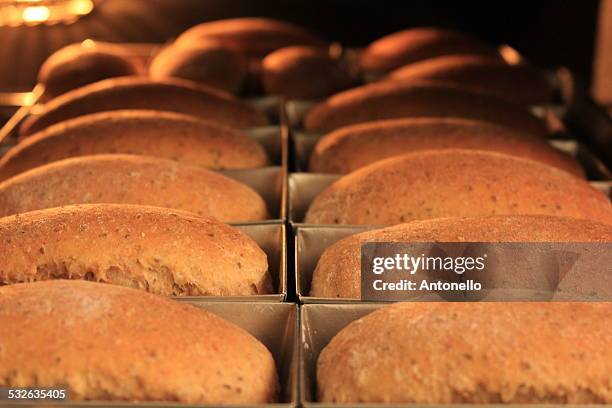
left=0, top=301, right=298, bottom=408
left=288, top=172, right=612, bottom=225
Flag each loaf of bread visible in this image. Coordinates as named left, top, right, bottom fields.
left=387, top=54, right=554, bottom=105
left=309, top=117, right=583, bottom=177
left=303, top=80, right=548, bottom=135
left=0, top=280, right=278, bottom=403
left=318, top=302, right=612, bottom=403
left=304, top=149, right=612, bottom=225
left=38, top=41, right=140, bottom=101
left=2, top=110, right=268, bottom=178
left=175, top=17, right=325, bottom=59
left=20, top=77, right=268, bottom=136
left=310, top=215, right=612, bottom=298
left=0, top=154, right=269, bottom=221
left=262, top=46, right=352, bottom=99
left=0, top=204, right=271, bottom=295
left=359, top=27, right=500, bottom=76
left=149, top=40, right=248, bottom=94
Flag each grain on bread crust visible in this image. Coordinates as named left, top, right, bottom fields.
left=309, top=117, right=582, bottom=176
left=38, top=41, right=140, bottom=101
left=0, top=154, right=269, bottom=221
left=149, top=40, right=248, bottom=94
left=0, top=204, right=272, bottom=296
left=20, top=76, right=268, bottom=136
left=0, top=280, right=278, bottom=403
left=387, top=54, right=554, bottom=105
left=310, top=215, right=612, bottom=298
left=359, top=27, right=500, bottom=76
left=3, top=110, right=268, bottom=178
left=304, top=149, right=612, bottom=225
left=318, top=302, right=612, bottom=403
left=175, top=17, right=326, bottom=59
left=303, top=80, right=547, bottom=135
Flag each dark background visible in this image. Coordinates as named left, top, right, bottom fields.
left=0, top=0, right=601, bottom=91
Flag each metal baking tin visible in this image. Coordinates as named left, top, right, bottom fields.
left=288, top=172, right=612, bottom=225
left=0, top=301, right=298, bottom=408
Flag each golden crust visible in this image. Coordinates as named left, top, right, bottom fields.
left=20, top=76, right=268, bottom=136
left=318, top=302, right=612, bottom=403
left=0, top=154, right=269, bottom=221
left=303, top=80, right=547, bottom=135
left=387, top=54, right=554, bottom=105
left=359, top=27, right=500, bottom=75
left=309, top=117, right=582, bottom=176
left=0, top=204, right=272, bottom=296
left=310, top=215, right=612, bottom=298
left=175, top=17, right=325, bottom=59
left=261, top=46, right=352, bottom=99
left=3, top=110, right=268, bottom=178
left=304, top=149, right=612, bottom=225
left=0, top=279, right=278, bottom=403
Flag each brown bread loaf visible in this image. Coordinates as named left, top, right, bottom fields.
left=0, top=154, right=269, bottom=221
left=38, top=41, right=140, bottom=101
left=309, top=117, right=583, bottom=177
left=2, top=110, right=268, bottom=179
left=310, top=215, right=612, bottom=298
left=359, top=27, right=500, bottom=76
left=149, top=39, right=248, bottom=94
left=261, top=46, right=352, bottom=99
left=20, top=76, right=268, bottom=136
left=175, top=17, right=326, bottom=59
left=304, top=149, right=612, bottom=225
left=387, top=54, right=554, bottom=105
left=318, top=302, right=612, bottom=403
left=0, top=280, right=278, bottom=403
left=0, top=204, right=271, bottom=295
left=303, top=80, right=548, bottom=135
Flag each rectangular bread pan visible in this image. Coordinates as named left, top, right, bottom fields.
left=291, top=129, right=611, bottom=180
left=172, top=222, right=287, bottom=303
left=288, top=172, right=612, bottom=225
left=299, top=304, right=612, bottom=408
left=0, top=302, right=298, bottom=408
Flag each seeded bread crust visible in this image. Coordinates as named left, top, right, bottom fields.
left=0, top=280, right=278, bottom=403
left=387, top=54, right=554, bottom=105
left=2, top=110, right=268, bottom=179
left=310, top=215, right=612, bottom=298
left=318, top=302, right=612, bottom=403
left=309, top=117, right=582, bottom=176
left=303, top=80, right=547, bottom=135
left=304, top=149, right=612, bottom=225
left=0, top=154, right=269, bottom=221
left=0, top=204, right=272, bottom=296
left=359, top=27, right=500, bottom=75
left=20, top=76, right=268, bottom=136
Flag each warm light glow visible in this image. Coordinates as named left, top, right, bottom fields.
left=21, top=5, right=50, bottom=23
left=0, top=0, right=97, bottom=26
left=498, top=44, right=523, bottom=65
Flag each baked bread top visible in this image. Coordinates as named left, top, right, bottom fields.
left=310, top=215, right=612, bottom=298
left=0, top=154, right=269, bottom=221
left=318, top=301, right=612, bottom=403
left=304, top=149, right=612, bottom=225
left=0, top=204, right=271, bottom=296
left=0, top=279, right=278, bottom=403
left=2, top=110, right=268, bottom=179
left=304, top=80, right=548, bottom=135
left=309, top=117, right=582, bottom=176
left=20, top=76, right=268, bottom=136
